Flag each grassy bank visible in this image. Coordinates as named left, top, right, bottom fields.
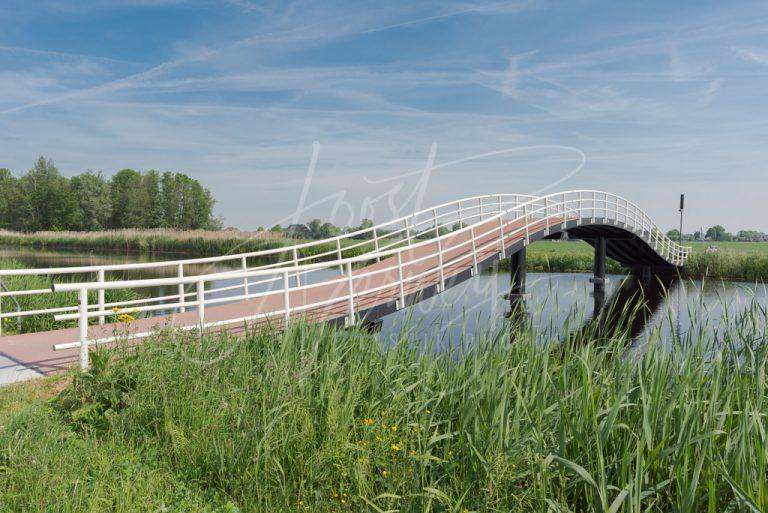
left=1, top=306, right=767, bottom=512
left=0, top=260, right=138, bottom=334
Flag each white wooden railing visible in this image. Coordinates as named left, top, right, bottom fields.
left=0, top=191, right=690, bottom=369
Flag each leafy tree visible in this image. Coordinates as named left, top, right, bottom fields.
left=71, top=171, right=111, bottom=231
left=21, top=157, right=80, bottom=231
left=666, top=229, right=680, bottom=240
left=270, top=224, right=282, bottom=232
left=0, top=168, right=25, bottom=231
left=142, top=170, right=163, bottom=228
left=308, top=219, right=324, bottom=238
left=111, top=169, right=147, bottom=229
left=736, top=230, right=764, bottom=242
left=317, top=222, right=340, bottom=239
left=160, top=172, right=216, bottom=229
left=351, top=219, right=375, bottom=239
left=705, top=225, right=731, bottom=241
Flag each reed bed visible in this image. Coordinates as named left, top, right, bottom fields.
left=1, top=295, right=766, bottom=512
left=0, top=228, right=286, bottom=256
left=684, top=250, right=768, bottom=281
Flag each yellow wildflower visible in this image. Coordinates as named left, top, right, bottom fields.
left=117, top=313, right=135, bottom=323
left=362, top=418, right=373, bottom=426
left=391, top=443, right=401, bottom=452
left=381, top=469, right=389, bottom=477
left=390, top=425, right=398, bottom=432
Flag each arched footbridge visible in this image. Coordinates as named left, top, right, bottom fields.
left=0, top=191, right=690, bottom=380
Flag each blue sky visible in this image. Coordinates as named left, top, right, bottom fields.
left=1, top=0, right=767, bottom=231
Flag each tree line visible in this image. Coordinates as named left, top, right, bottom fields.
left=667, top=226, right=768, bottom=242
left=0, top=157, right=220, bottom=232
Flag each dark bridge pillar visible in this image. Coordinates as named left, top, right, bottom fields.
left=590, top=237, right=607, bottom=312
left=510, top=247, right=527, bottom=298
left=504, top=247, right=528, bottom=331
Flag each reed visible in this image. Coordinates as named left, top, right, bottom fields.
left=0, top=297, right=766, bottom=512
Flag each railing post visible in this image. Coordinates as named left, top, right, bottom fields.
left=432, top=208, right=439, bottom=238
left=478, top=198, right=483, bottom=221
left=592, top=191, right=596, bottom=223
left=396, top=251, right=405, bottom=309
left=457, top=200, right=463, bottom=229
left=241, top=256, right=249, bottom=299
left=404, top=218, right=412, bottom=246
left=78, top=287, right=89, bottom=370
left=435, top=235, right=445, bottom=292
left=470, top=226, right=478, bottom=276
left=196, top=280, right=205, bottom=333
left=336, top=238, right=343, bottom=273
left=178, top=264, right=186, bottom=313
left=292, top=247, right=301, bottom=287
left=544, top=197, right=550, bottom=234
left=523, top=203, right=530, bottom=245
left=282, top=270, right=290, bottom=326
left=346, top=261, right=355, bottom=327
left=498, top=213, right=506, bottom=258
left=97, top=269, right=105, bottom=325
left=373, top=227, right=380, bottom=262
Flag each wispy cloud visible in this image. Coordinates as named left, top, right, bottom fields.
left=1, top=0, right=768, bottom=231
left=733, top=46, right=768, bottom=65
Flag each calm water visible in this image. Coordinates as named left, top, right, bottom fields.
left=2, top=245, right=765, bottom=346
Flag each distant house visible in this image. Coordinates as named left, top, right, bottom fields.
left=285, top=223, right=312, bottom=239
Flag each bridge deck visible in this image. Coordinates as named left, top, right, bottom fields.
left=0, top=217, right=554, bottom=380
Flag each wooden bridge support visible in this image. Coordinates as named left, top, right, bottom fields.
left=504, top=247, right=528, bottom=330
left=590, top=236, right=607, bottom=317
left=510, top=247, right=527, bottom=298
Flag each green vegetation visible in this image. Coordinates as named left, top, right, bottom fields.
left=1, top=302, right=767, bottom=512
left=0, top=260, right=139, bottom=334
left=0, top=157, right=219, bottom=232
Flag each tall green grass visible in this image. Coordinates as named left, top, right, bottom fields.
left=684, top=250, right=768, bottom=281
left=1, top=298, right=766, bottom=512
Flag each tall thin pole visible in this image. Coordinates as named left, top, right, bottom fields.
left=679, top=194, right=685, bottom=246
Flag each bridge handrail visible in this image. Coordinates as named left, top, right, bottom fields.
left=1, top=191, right=690, bottom=359
left=0, top=193, right=538, bottom=277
